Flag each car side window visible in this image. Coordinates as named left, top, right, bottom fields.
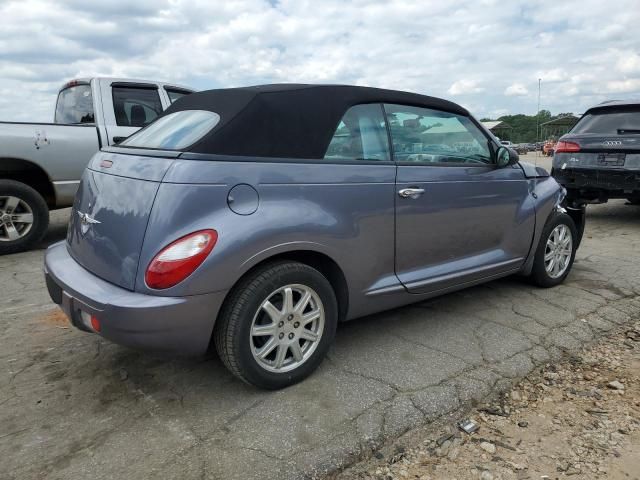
left=165, top=88, right=191, bottom=104
left=384, top=104, right=492, bottom=165
left=324, top=104, right=390, bottom=162
left=112, top=86, right=163, bottom=127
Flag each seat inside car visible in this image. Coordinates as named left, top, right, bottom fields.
left=130, top=105, right=146, bottom=127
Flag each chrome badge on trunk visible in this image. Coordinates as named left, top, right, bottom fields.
left=77, top=210, right=100, bottom=235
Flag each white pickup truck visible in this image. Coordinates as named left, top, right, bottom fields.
left=0, top=77, right=193, bottom=254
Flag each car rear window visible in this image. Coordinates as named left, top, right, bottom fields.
left=119, top=110, right=220, bottom=150
left=572, top=106, right=640, bottom=134
left=55, top=84, right=95, bottom=124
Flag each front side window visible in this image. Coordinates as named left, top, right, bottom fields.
left=120, top=110, right=220, bottom=150
left=324, top=104, right=390, bottom=162
left=55, top=84, right=94, bottom=124
left=384, top=104, right=492, bottom=165
left=112, top=87, right=163, bottom=127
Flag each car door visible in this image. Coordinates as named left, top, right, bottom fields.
left=386, top=104, right=535, bottom=294
left=100, top=81, right=167, bottom=145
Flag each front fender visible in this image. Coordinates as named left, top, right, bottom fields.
left=521, top=176, right=566, bottom=275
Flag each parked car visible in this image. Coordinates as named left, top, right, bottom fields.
left=513, top=143, right=529, bottom=155
left=0, top=77, right=193, bottom=254
left=552, top=99, right=640, bottom=205
left=44, top=84, right=585, bottom=389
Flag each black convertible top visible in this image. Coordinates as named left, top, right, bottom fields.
left=165, top=84, right=469, bottom=159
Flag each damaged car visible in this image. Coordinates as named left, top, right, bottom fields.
left=44, top=84, right=584, bottom=389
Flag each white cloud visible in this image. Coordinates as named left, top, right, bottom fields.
left=504, top=83, right=529, bottom=96
left=607, top=78, right=640, bottom=93
left=616, top=51, right=640, bottom=74
left=0, top=0, right=639, bottom=122
left=448, top=79, right=484, bottom=95
left=536, top=68, right=568, bottom=83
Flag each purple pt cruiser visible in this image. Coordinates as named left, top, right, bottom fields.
left=44, top=84, right=585, bottom=389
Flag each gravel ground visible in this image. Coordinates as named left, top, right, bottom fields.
left=336, top=321, right=640, bottom=480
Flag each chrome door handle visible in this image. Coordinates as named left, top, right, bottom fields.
left=398, top=187, right=425, bottom=198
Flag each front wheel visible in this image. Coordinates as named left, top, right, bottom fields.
left=529, top=212, right=578, bottom=288
left=0, top=180, right=49, bottom=255
left=214, top=261, right=338, bottom=389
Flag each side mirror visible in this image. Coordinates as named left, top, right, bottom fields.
left=496, top=146, right=519, bottom=168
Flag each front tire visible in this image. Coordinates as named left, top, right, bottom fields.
left=0, top=180, right=49, bottom=255
left=529, top=212, right=578, bottom=288
left=214, top=261, right=338, bottom=389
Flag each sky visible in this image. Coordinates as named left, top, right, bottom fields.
left=1, top=0, right=639, bottom=122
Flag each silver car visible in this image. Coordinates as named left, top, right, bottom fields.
left=44, top=84, right=585, bottom=389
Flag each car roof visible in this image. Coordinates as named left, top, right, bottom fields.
left=591, top=98, right=640, bottom=109
left=164, top=84, right=469, bottom=159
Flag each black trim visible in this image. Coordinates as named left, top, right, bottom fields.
left=110, top=82, right=159, bottom=90
left=380, top=103, right=396, bottom=163
left=178, top=152, right=395, bottom=165
left=101, top=146, right=182, bottom=158
left=164, top=86, right=194, bottom=95
left=395, top=161, right=496, bottom=168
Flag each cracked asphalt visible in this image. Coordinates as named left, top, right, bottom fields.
left=1, top=159, right=639, bottom=479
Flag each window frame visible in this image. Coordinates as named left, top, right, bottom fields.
left=381, top=103, right=498, bottom=168
left=111, top=84, right=163, bottom=127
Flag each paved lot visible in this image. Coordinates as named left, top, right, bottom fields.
left=1, top=156, right=639, bottom=479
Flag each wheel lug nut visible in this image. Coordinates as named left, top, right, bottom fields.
left=279, top=333, right=284, bottom=339
left=293, top=322, right=300, bottom=328
left=287, top=314, right=293, bottom=321
left=278, top=321, right=284, bottom=327
left=288, top=333, right=294, bottom=339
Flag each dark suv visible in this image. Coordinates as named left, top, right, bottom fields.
left=552, top=100, right=640, bottom=205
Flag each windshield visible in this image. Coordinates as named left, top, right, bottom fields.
left=55, top=84, right=94, bottom=124
left=119, top=110, right=220, bottom=150
left=572, top=107, right=640, bottom=134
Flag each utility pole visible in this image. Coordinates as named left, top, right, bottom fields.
left=536, top=78, right=542, bottom=144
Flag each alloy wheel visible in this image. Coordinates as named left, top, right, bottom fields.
left=0, top=196, right=34, bottom=242
left=249, top=284, right=325, bottom=373
left=544, top=224, right=573, bottom=279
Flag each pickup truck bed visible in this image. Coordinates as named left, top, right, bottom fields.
left=0, top=77, right=193, bottom=254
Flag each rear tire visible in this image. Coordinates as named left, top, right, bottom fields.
left=529, top=212, right=578, bottom=288
left=214, top=261, right=338, bottom=389
left=0, top=180, right=49, bottom=255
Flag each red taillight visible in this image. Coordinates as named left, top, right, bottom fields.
left=555, top=141, right=580, bottom=153
left=145, top=229, right=218, bottom=289
left=90, top=315, right=101, bottom=332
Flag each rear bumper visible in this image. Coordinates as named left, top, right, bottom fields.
left=552, top=167, right=640, bottom=201
left=44, top=241, right=227, bottom=356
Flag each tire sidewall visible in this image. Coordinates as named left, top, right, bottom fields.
left=532, top=212, right=578, bottom=287
left=0, top=180, right=49, bottom=255
left=230, top=265, right=338, bottom=389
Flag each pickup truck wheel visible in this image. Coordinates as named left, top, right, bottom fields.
left=529, top=212, right=577, bottom=288
left=214, top=261, right=338, bottom=389
left=0, top=180, right=49, bottom=255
